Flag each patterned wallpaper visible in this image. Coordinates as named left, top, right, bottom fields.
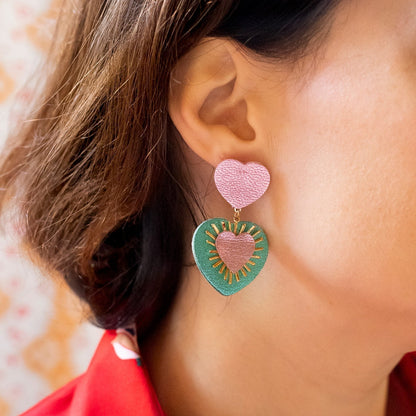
left=0, top=1, right=102, bottom=415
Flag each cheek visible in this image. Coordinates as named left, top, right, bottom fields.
left=271, top=67, right=416, bottom=313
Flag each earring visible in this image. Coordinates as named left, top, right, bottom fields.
left=192, top=159, right=270, bottom=295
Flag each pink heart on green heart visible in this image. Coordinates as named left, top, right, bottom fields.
left=214, top=159, right=270, bottom=209
left=215, top=231, right=255, bottom=273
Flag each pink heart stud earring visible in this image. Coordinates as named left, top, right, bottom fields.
left=192, top=159, right=270, bottom=295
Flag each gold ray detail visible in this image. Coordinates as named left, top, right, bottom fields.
left=229, top=272, right=233, bottom=285
left=219, top=264, right=226, bottom=274
left=209, top=250, right=218, bottom=254
left=224, top=269, right=229, bottom=281
left=239, top=223, right=247, bottom=234
left=211, top=224, right=220, bottom=235
left=213, top=260, right=223, bottom=268
left=255, top=237, right=263, bottom=243
left=209, top=256, right=220, bottom=261
left=221, top=221, right=226, bottom=231
left=207, top=240, right=216, bottom=247
left=206, top=231, right=216, bottom=240
left=235, top=272, right=240, bottom=282
left=248, top=225, right=256, bottom=234
left=244, top=265, right=251, bottom=272
left=251, top=255, right=261, bottom=259
left=252, top=230, right=261, bottom=238
left=255, top=247, right=264, bottom=251
left=248, top=260, right=256, bottom=266
left=241, top=269, right=247, bottom=277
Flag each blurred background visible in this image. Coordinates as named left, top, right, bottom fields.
left=0, top=1, right=102, bottom=414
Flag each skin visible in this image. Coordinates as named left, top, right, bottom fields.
left=140, top=0, right=416, bottom=415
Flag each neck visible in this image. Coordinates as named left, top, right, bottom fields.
left=142, top=252, right=402, bottom=416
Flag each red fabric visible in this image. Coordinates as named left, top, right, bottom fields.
left=21, top=330, right=166, bottom=416
left=20, top=329, right=416, bottom=415
left=387, top=352, right=416, bottom=415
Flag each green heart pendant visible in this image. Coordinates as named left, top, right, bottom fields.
left=192, top=218, right=269, bottom=296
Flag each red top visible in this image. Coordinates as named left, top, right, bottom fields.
left=21, top=330, right=166, bottom=416
left=21, top=330, right=416, bottom=415
left=387, top=352, right=416, bottom=415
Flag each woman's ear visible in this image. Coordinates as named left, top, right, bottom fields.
left=168, top=38, right=262, bottom=167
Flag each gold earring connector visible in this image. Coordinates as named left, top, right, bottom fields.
left=233, top=208, right=241, bottom=224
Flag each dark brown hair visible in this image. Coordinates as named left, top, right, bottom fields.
left=0, top=0, right=340, bottom=339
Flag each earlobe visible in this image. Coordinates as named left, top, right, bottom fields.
left=168, top=38, right=257, bottom=166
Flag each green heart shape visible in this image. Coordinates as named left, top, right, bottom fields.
left=192, top=218, right=269, bottom=296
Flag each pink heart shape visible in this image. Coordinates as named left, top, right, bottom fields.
left=215, top=231, right=255, bottom=273
left=214, top=159, right=270, bottom=209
